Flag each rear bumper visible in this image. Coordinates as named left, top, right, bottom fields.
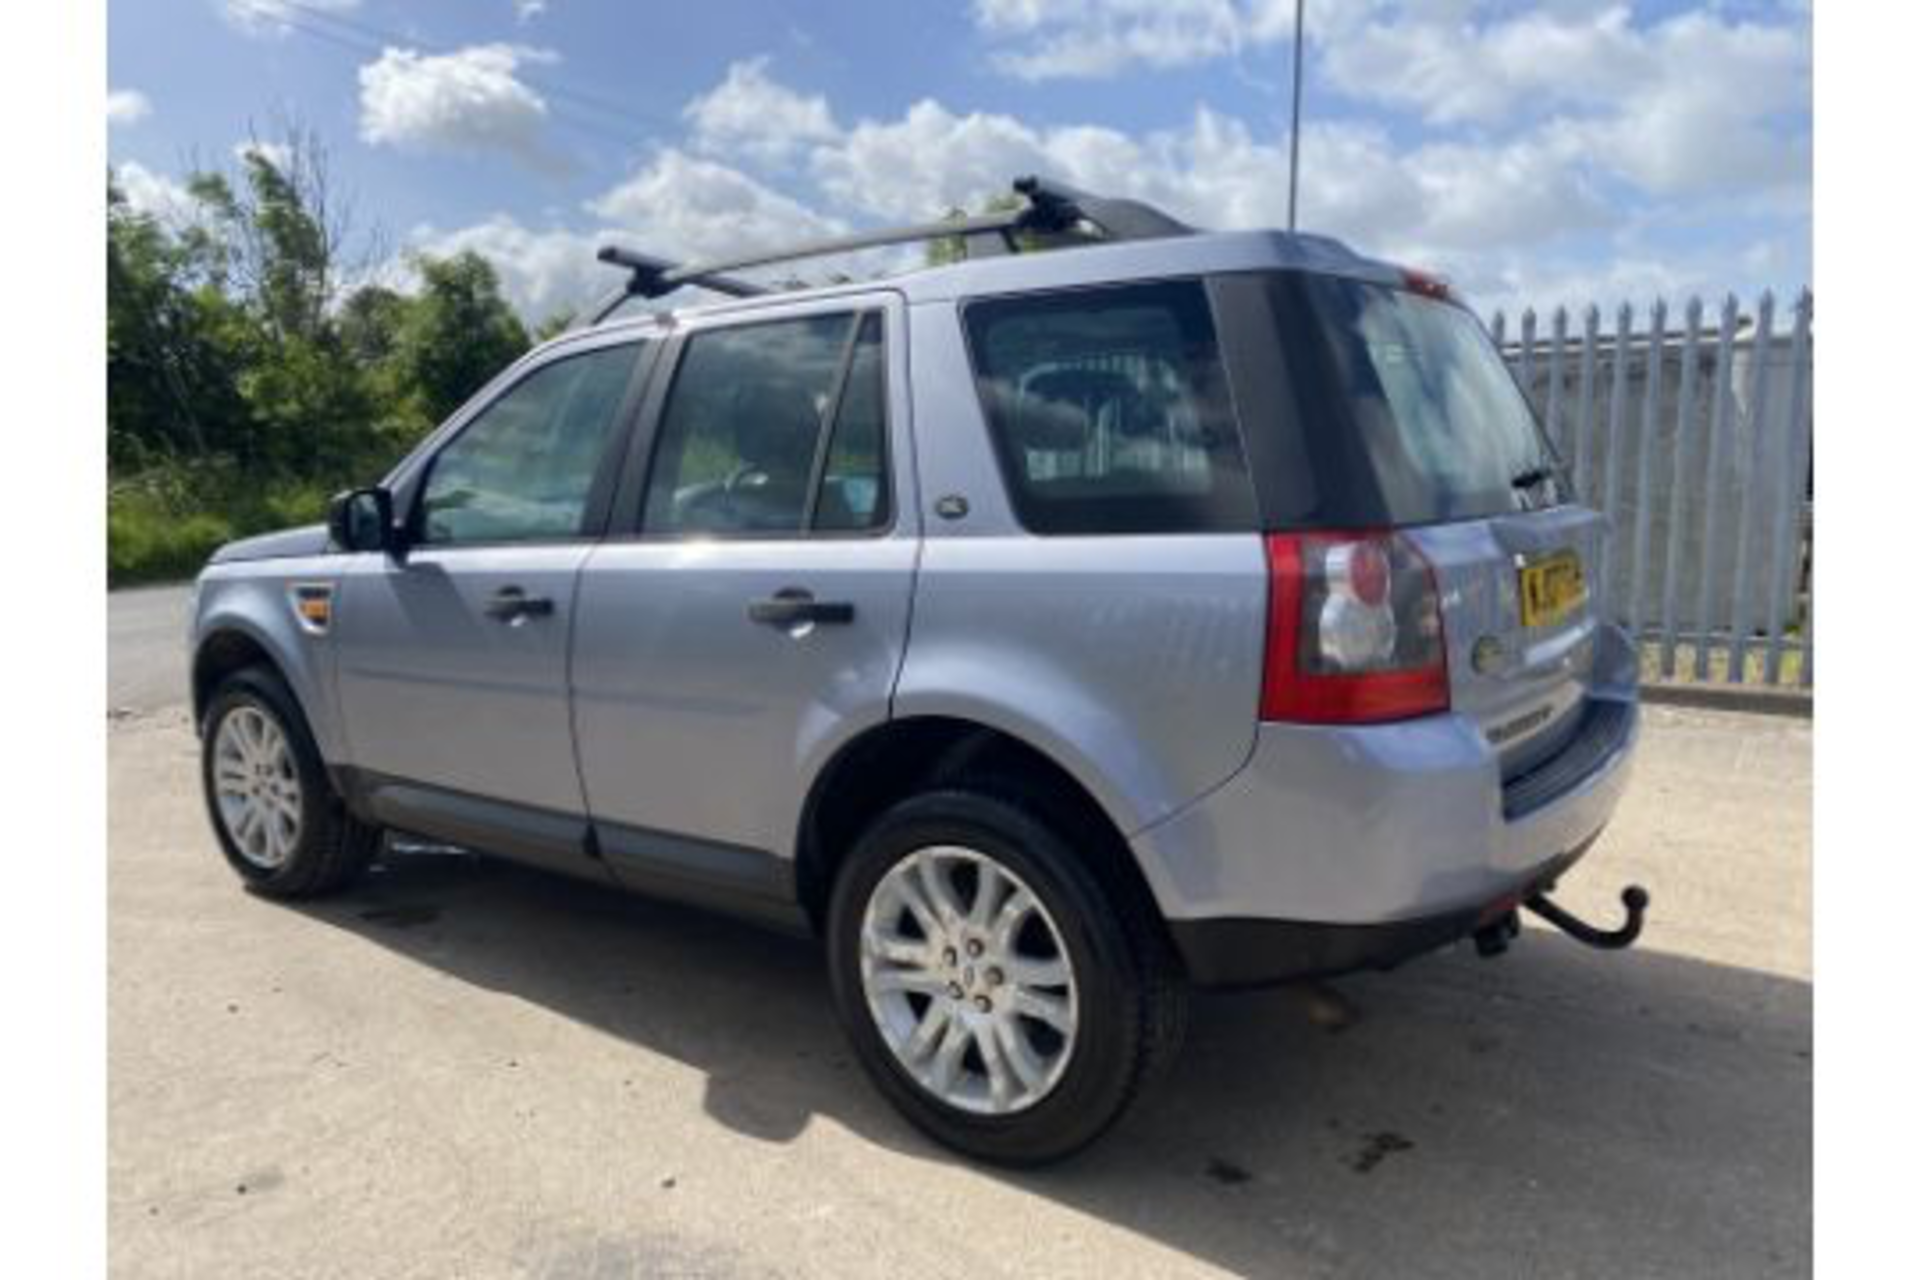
left=1168, top=836, right=1596, bottom=988
left=1130, top=624, right=1640, bottom=987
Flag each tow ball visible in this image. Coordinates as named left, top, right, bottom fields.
left=1472, top=885, right=1651, bottom=957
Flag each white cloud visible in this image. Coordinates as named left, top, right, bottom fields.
left=685, top=58, right=839, bottom=163
left=589, top=148, right=844, bottom=262
left=409, top=218, right=604, bottom=323
left=358, top=44, right=565, bottom=172
left=107, top=89, right=150, bottom=127
left=224, top=0, right=361, bottom=36
left=971, top=0, right=1294, bottom=79
left=805, top=96, right=1602, bottom=262
left=413, top=150, right=847, bottom=321
left=1322, top=5, right=1810, bottom=198
left=514, top=0, right=549, bottom=21
left=112, top=162, right=194, bottom=221
left=413, top=5, right=1810, bottom=326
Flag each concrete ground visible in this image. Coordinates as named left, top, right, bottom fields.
left=109, top=604, right=1811, bottom=1278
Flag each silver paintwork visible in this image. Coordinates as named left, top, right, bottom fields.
left=331, top=544, right=595, bottom=814
left=189, top=223, right=1643, bottom=943
left=860, top=845, right=1078, bottom=1115
left=211, top=704, right=302, bottom=868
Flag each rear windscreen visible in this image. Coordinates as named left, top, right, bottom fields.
left=1298, top=276, right=1569, bottom=523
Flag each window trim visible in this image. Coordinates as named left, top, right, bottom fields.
left=606, top=304, right=897, bottom=543
left=401, top=336, right=660, bottom=552
left=957, top=275, right=1260, bottom=538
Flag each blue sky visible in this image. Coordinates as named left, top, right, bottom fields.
left=108, top=0, right=1811, bottom=322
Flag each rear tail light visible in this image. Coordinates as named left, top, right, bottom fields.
left=1261, top=531, right=1449, bottom=724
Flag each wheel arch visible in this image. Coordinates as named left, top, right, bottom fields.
left=190, top=606, right=341, bottom=762
left=794, top=715, right=1172, bottom=942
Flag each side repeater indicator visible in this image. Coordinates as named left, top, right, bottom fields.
left=291, top=582, right=336, bottom=634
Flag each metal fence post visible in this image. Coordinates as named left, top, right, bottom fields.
left=1600, top=303, right=1634, bottom=617
left=1573, top=306, right=1600, bottom=497
left=1762, top=290, right=1814, bottom=685
left=1659, top=297, right=1704, bottom=678
left=1544, top=307, right=1568, bottom=455
left=1726, top=291, right=1777, bottom=682
left=1627, top=299, right=1666, bottom=637
left=1693, top=295, right=1741, bottom=680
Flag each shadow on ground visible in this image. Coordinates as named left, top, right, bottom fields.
left=299, top=849, right=1811, bottom=1279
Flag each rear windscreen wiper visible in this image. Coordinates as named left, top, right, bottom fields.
left=1510, top=464, right=1557, bottom=492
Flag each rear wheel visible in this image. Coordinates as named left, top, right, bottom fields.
left=827, top=788, right=1184, bottom=1165
left=200, top=666, right=379, bottom=899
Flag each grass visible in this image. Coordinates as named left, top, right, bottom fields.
left=108, top=464, right=337, bottom=586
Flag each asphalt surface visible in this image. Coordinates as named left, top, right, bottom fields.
left=108, top=584, right=191, bottom=718
left=109, top=592, right=1812, bottom=1279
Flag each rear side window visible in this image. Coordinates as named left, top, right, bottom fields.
left=643, top=311, right=889, bottom=536
left=963, top=281, right=1257, bottom=535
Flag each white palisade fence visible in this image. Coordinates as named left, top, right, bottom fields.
left=1489, top=290, right=1813, bottom=688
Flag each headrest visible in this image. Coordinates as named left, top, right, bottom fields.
left=1004, top=368, right=1136, bottom=452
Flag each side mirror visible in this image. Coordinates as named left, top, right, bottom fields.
left=328, top=486, right=397, bottom=554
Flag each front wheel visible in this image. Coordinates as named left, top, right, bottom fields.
left=200, top=666, right=379, bottom=899
left=826, top=788, right=1185, bottom=1165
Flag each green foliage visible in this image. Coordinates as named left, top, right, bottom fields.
left=924, top=193, right=1035, bottom=267
left=392, top=251, right=531, bottom=424
left=107, top=129, right=535, bottom=583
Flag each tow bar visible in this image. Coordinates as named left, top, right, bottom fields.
left=1525, top=885, right=1651, bottom=951
left=1472, top=884, right=1651, bottom=957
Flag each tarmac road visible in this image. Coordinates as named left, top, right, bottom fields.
left=108, top=584, right=191, bottom=718
left=108, top=596, right=1812, bottom=1279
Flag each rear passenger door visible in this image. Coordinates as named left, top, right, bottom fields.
left=570, top=295, right=917, bottom=898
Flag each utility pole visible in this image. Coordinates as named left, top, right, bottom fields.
left=1287, top=0, right=1306, bottom=231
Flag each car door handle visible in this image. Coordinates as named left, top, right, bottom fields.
left=748, top=589, right=855, bottom=627
left=484, top=587, right=555, bottom=621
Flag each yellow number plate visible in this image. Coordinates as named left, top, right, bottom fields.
left=1519, top=552, right=1587, bottom=628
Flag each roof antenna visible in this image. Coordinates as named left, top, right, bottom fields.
left=1287, top=0, right=1307, bottom=232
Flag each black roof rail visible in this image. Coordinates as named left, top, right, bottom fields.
left=590, top=175, right=1193, bottom=322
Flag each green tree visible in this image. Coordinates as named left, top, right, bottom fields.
left=106, top=175, right=251, bottom=471
left=393, top=251, right=532, bottom=424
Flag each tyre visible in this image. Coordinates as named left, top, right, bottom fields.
left=826, top=787, right=1186, bottom=1165
left=199, top=665, right=380, bottom=899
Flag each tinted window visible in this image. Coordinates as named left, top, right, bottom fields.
left=419, top=343, right=640, bottom=544
left=1302, top=277, right=1567, bottom=521
left=644, top=312, right=888, bottom=536
left=963, top=280, right=1256, bottom=535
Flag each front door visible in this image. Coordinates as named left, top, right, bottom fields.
left=334, top=337, right=650, bottom=829
left=570, top=299, right=917, bottom=900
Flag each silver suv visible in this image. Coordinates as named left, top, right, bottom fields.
left=189, top=178, right=1642, bottom=1164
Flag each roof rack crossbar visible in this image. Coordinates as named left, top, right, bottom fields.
left=590, top=175, right=1193, bottom=320
left=588, top=246, right=769, bottom=322
left=655, top=208, right=1033, bottom=290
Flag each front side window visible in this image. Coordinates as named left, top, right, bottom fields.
left=419, top=343, right=641, bottom=545
left=963, top=280, right=1256, bottom=535
left=643, top=311, right=889, bottom=536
